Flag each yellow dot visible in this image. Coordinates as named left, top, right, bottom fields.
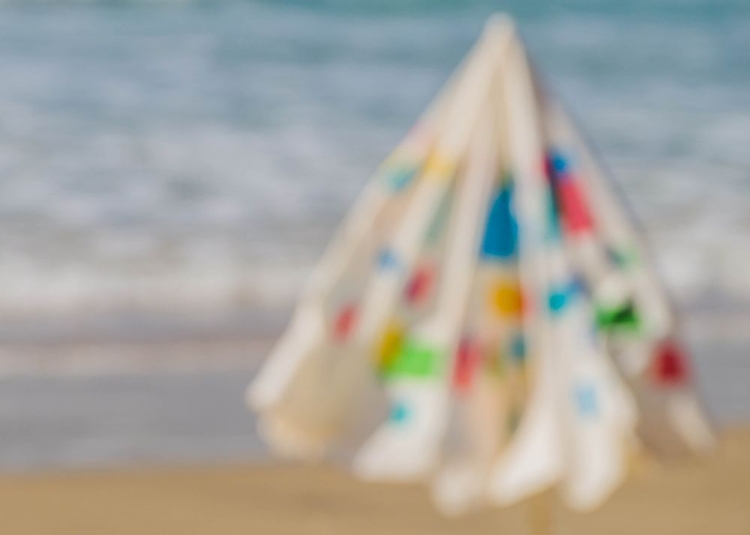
left=375, top=321, right=404, bottom=372
left=491, top=281, right=523, bottom=317
left=423, top=151, right=456, bottom=179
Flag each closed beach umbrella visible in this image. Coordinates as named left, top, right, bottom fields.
left=247, top=13, right=715, bottom=519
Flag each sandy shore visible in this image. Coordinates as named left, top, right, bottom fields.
left=1, top=427, right=748, bottom=535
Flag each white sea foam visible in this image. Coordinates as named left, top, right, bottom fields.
left=0, top=2, right=746, bottom=317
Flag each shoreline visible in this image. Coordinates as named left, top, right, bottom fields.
left=0, top=305, right=748, bottom=377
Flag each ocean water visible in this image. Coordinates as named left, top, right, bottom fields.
left=0, top=338, right=747, bottom=470
left=0, top=0, right=748, bottom=318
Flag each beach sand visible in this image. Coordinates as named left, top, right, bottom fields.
left=1, top=427, right=748, bottom=535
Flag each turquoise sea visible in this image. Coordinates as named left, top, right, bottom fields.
left=0, top=0, right=748, bottom=317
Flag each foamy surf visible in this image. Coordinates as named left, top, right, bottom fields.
left=0, top=2, right=746, bottom=320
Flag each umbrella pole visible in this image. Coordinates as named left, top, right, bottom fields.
left=527, top=491, right=553, bottom=535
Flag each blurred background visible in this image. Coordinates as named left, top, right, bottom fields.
left=0, top=0, right=748, bottom=531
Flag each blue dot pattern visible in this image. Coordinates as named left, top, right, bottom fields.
left=548, top=278, right=585, bottom=315
left=481, top=182, right=518, bottom=260
left=389, top=401, right=411, bottom=424
left=510, top=334, right=526, bottom=364
left=388, top=167, right=416, bottom=192
left=377, top=249, right=400, bottom=271
left=573, top=382, right=599, bottom=418
left=550, top=150, right=571, bottom=176
left=548, top=288, right=568, bottom=314
left=569, top=276, right=587, bottom=296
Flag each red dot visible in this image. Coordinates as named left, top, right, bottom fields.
left=556, top=177, right=593, bottom=235
left=405, top=265, right=433, bottom=304
left=333, top=304, right=357, bottom=341
left=653, top=340, right=691, bottom=386
left=453, top=337, right=482, bottom=394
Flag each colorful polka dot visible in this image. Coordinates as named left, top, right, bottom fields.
left=596, top=301, right=640, bottom=332
left=388, top=166, right=416, bottom=192
left=573, top=382, right=599, bottom=418
left=548, top=279, right=583, bottom=315
left=490, top=281, right=523, bottom=318
left=453, top=337, right=482, bottom=393
left=481, top=182, right=518, bottom=260
left=404, top=265, right=433, bottom=304
left=548, top=288, right=568, bottom=314
left=375, top=321, right=404, bottom=373
left=389, top=401, right=411, bottom=424
left=653, top=340, right=691, bottom=386
left=549, top=150, right=571, bottom=176
left=384, top=338, right=442, bottom=379
left=423, top=151, right=456, bottom=179
left=510, top=333, right=526, bottom=365
left=555, top=178, right=593, bottom=235
left=377, top=249, right=400, bottom=271
left=332, top=304, right=358, bottom=341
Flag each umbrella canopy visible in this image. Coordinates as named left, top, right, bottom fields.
left=247, top=14, right=716, bottom=516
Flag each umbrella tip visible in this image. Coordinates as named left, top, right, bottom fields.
left=484, top=13, right=516, bottom=38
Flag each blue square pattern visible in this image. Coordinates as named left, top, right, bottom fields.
left=377, top=249, right=401, bottom=271
left=573, top=382, right=599, bottom=418
left=480, top=184, right=518, bottom=260
left=388, top=167, right=416, bottom=192
left=550, top=150, right=573, bottom=176
left=510, top=333, right=526, bottom=365
left=389, top=401, right=411, bottom=424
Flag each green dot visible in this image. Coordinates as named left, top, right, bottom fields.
left=383, top=338, right=443, bottom=379
left=596, top=301, right=640, bottom=332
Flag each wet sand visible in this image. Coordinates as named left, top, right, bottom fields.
left=1, top=427, right=748, bottom=535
